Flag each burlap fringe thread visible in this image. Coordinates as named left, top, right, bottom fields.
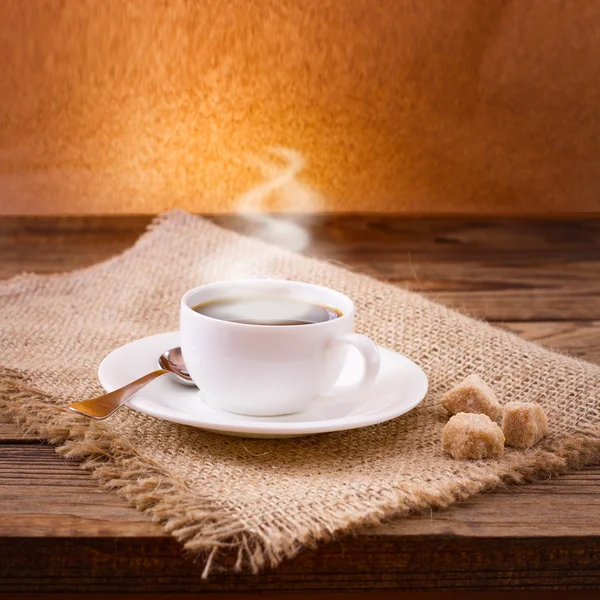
left=2, top=365, right=600, bottom=577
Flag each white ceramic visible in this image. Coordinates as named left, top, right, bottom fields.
left=97, top=332, right=428, bottom=439
left=180, top=279, right=381, bottom=416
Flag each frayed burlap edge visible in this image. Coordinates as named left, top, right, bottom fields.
left=2, top=365, right=600, bottom=577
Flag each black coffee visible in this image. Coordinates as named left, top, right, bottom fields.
left=192, top=297, right=342, bottom=326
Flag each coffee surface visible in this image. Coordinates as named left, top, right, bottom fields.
left=192, top=297, right=342, bottom=326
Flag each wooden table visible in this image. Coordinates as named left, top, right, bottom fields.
left=1, top=215, right=600, bottom=594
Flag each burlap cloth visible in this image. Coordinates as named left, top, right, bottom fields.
left=1, top=210, right=599, bottom=575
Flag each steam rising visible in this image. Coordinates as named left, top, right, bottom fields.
left=203, top=148, right=323, bottom=300
left=235, top=147, right=322, bottom=253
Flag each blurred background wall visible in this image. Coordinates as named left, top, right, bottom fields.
left=1, top=0, right=600, bottom=214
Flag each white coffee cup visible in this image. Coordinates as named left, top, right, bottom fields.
left=180, top=279, right=380, bottom=416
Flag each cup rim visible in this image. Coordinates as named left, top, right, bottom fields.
left=180, top=278, right=354, bottom=329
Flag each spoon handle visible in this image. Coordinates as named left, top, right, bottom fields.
left=68, top=369, right=169, bottom=420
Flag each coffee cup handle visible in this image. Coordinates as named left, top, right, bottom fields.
left=323, top=333, right=380, bottom=398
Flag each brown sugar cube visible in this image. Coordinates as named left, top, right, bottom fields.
left=442, top=413, right=505, bottom=460
left=502, top=402, right=549, bottom=449
left=441, top=374, right=503, bottom=422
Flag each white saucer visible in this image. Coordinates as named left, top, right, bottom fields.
left=98, top=332, right=428, bottom=438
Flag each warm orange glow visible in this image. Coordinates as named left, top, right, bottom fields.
left=1, top=0, right=600, bottom=214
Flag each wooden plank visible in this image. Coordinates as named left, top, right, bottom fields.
left=0, top=215, right=151, bottom=279
left=1, top=214, right=597, bottom=260
left=0, top=596, right=490, bottom=600
left=0, top=413, right=39, bottom=443
left=1, top=216, right=599, bottom=320
left=0, top=445, right=162, bottom=537
left=2, top=535, right=600, bottom=592
left=0, top=423, right=38, bottom=443
left=1, top=215, right=600, bottom=591
left=370, top=468, right=600, bottom=538
left=10, top=596, right=600, bottom=600
left=2, top=444, right=600, bottom=541
left=499, top=321, right=600, bottom=365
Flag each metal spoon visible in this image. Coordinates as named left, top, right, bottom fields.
left=68, top=347, right=194, bottom=420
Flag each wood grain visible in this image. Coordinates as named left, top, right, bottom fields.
left=1, top=215, right=599, bottom=592
left=0, top=445, right=162, bottom=537
left=2, top=215, right=599, bottom=320
left=3, top=536, right=600, bottom=592
left=499, top=321, right=600, bottom=365
left=2, top=444, right=600, bottom=540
